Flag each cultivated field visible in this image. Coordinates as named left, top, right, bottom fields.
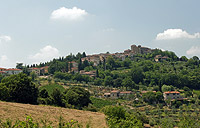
left=0, top=101, right=107, bottom=128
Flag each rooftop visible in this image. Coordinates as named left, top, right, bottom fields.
left=111, top=90, right=120, bottom=93
left=120, top=91, right=132, bottom=94
left=164, top=91, right=180, bottom=94
left=6, top=69, right=22, bottom=71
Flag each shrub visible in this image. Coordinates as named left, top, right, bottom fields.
left=0, top=73, right=38, bottom=104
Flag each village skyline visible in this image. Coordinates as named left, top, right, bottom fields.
left=0, top=0, right=200, bottom=68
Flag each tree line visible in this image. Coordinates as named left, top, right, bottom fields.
left=0, top=73, right=91, bottom=109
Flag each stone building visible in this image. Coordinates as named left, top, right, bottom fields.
left=104, top=90, right=132, bottom=99
left=163, top=91, right=182, bottom=100
left=131, top=45, right=152, bottom=54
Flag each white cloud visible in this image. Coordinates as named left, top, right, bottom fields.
left=156, top=29, right=200, bottom=40
left=29, top=45, right=60, bottom=63
left=50, top=7, right=88, bottom=21
left=0, top=35, right=11, bottom=43
left=186, top=46, right=200, bottom=56
left=0, top=55, right=14, bottom=68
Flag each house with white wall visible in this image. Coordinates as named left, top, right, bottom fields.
left=5, top=69, right=22, bottom=75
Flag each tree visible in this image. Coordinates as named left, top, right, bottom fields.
left=82, top=52, right=86, bottom=57
left=102, top=106, right=143, bottom=128
left=183, top=86, right=192, bottom=97
left=0, top=85, right=9, bottom=101
left=113, top=78, right=123, bottom=87
left=16, top=63, right=24, bottom=69
left=122, top=58, right=132, bottom=68
left=142, top=92, right=156, bottom=104
left=122, top=77, right=135, bottom=89
left=0, top=74, right=4, bottom=82
left=106, top=56, right=116, bottom=70
left=64, top=87, right=91, bottom=109
left=130, top=67, right=144, bottom=84
left=104, top=76, right=113, bottom=86
left=161, top=85, right=173, bottom=92
left=0, top=73, right=38, bottom=104
left=155, top=91, right=164, bottom=103
left=30, top=72, right=38, bottom=81
left=51, top=88, right=64, bottom=107
left=39, top=89, right=49, bottom=98
left=180, top=56, right=188, bottom=61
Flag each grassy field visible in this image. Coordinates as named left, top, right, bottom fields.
left=0, top=101, right=107, bottom=128
left=90, top=97, right=116, bottom=109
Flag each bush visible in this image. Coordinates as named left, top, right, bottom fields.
left=0, top=73, right=38, bottom=104
left=64, top=87, right=91, bottom=109
left=101, top=106, right=143, bottom=128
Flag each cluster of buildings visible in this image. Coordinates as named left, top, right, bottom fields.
left=0, top=66, right=49, bottom=76
left=80, top=45, right=156, bottom=67
left=27, top=66, right=49, bottom=76
left=124, top=45, right=154, bottom=55
left=68, top=44, right=168, bottom=73
left=68, top=61, right=79, bottom=73
left=154, top=55, right=169, bottom=62
left=0, top=68, right=23, bottom=75
left=79, top=70, right=96, bottom=77
left=103, top=90, right=184, bottom=101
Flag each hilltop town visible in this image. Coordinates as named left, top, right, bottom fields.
left=0, top=44, right=200, bottom=127
left=0, top=44, right=167, bottom=75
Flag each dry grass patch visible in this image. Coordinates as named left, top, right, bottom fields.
left=0, top=101, right=107, bottom=128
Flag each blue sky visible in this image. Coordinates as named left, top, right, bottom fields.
left=0, top=0, right=200, bottom=67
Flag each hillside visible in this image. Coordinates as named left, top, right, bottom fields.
left=0, top=101, right=107, bottom=128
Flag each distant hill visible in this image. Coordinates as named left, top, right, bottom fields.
left=0, top=101, right=107, bottom=128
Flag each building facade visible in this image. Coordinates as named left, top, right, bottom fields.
left=5, top=69, right=23, bottom=75
left=163, top=91, right=182, bottom=100
left=104, top=90, right=132, bottom=99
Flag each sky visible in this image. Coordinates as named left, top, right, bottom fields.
left=0, top=0, right=200, bottom=68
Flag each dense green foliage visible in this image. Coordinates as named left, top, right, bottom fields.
left=0, top=73, right=38, bottom=104
left=32, top=49, right=200, bottom=91
left=39, top=84, right=65, bottom=95
left=142, top=91, right=164, bottom=104
left=54, top=72, right=93, bottom=83
left=0, top=73, right=91, bottom=109
left=90, top=97, right=115, bottom=109
left=102, top=106, right=143, bottom=128
left=38, top=86, right=91, bottom=109
left=2, top=49, right=200, bottom=127
left=64, top=87, right=91, bottom=109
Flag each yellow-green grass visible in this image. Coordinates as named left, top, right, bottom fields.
left=0, top=101, right=107, bottom=128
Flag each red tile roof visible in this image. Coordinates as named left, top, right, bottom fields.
left=31, top=68, right=40, bottom=70
left=6, top=69, right=22, bottom=71
left=141, top=91, right=156, bottom=93
left=164, top=91, right=180, bottom=94
left=120, top=91, right=132, bottom=94
left=111, top=90, right=120, bottom=93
